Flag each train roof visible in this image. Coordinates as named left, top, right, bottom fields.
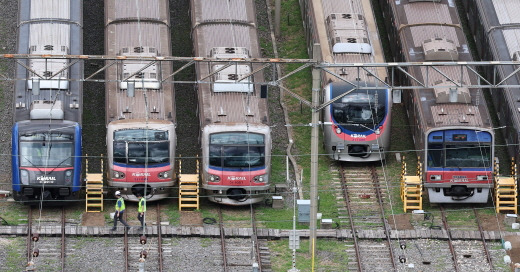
left=191, top=0, right=269, bottom=127
left=104, top=0, right=174, bottom=125
left=390, top=0, right=492, bottom=130
left=308, top=0, right=387, bottom=87
left=471, top=0, right=520, bottom=125
left=14, top=0, right=83, bottom=124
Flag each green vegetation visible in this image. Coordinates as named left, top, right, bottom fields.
left=163, top=201, right=180, bottom=225
left=0, top=203, right=28, bottom=225
left=269, top=239, right=351, bottom=271
left=3, top=238, right=25, bottom=271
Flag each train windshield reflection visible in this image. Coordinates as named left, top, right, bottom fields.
left=445, top=145, right=491, bottom=168
left=427, top=144, right=492, bottom=168
left=209, top=133, right=265, bottom=168
left=20, top=142, right=73, bottom=167
left=333, top=93, right=384, bottom=125
left=113, top=142, right=169, bottom=165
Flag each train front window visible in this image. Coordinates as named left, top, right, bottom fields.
left=114, top=129, right=168, bottom=141
left=209, top=133, right=265, bottom=168
left=20, top=142, right=73, bottom=167
left=113, top=142, right=169, bottom=165
left=333, top=93, right=384, bottom=125
left=113, top=129, right=170, bottom=165
left=445, top=144, right=491, bottom=168
left=427, top=144, right=443, bottom=167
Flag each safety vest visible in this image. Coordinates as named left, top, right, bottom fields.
left=138, top=198, right=146, bottom=213
left=115, top=197, right=125, bottom=211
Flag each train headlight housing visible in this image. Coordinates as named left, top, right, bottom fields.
left=21, top=170, right=29, bottom=184
left=476, top=175, right=488, bottom=181
left=158, top=171, right=169, bottom=179
left=114, top=171, right=125, bottom=179
left=375, top=128, right=381, bottom=135
left=209, top=174, right=220, bottom=182
left=253, top=175, right=267, bottom=183
left=335, top=127, right=342, bottom=134
left=64, top=170, right=72, bottom=184
left=430, top=175, right=442, bottom=181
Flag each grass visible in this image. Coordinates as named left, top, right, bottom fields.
left=0, top=203, right=27, bottom=225
left=269, top=239, right=352, bottom=271
left=3, top=238, right=25, bottom=271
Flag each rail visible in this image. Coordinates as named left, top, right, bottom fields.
left=61, top=206, right=66, bottom=272
left=439, top=206, right=460, bottom=272
left=339, top=163, right=397, bottom=271
left=473, top=208, right=493, bottom=268
left=218, top=207, right=228, bottom=272
left=157, top=203, right=164, bottom=272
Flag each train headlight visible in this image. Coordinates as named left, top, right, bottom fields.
left=21, top=170, right=29, bottom=184
left=476, top=175, right=488, bottom=181
left=253, top=175, right=266, bottom=183
left=430, top=175, right=442, bottom=181
left=114, top=171, right=125, bottom=179
left=158, top=171, right=169, bottom=179
left=64, top=170, right=72, bottom=184
left=335, top=127, right=342, bottom=134
left=209, top=174, right=220, bottom=182
left=375, top=128, right=381, bottom=135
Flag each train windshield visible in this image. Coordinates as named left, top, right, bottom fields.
left=209, top=133, right=265, bottom=168
left=113, top=129, right=169, bottom=165
left=445, top=144, right=492, bottom=168
left=19, top=134, right=73, bottom=167
left=427, top=144, right=492, bottom=168
left=333, top=93, right=384, bottom=125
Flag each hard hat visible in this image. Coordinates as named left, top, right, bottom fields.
left=115, top=191, right=121, bottom=196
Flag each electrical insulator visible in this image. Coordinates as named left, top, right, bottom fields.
left=399, top=255, right=406, bottom=263
left=32, top=249, right=39, bottom=257
left=32, top=233, right=39, bottom=242
left=140, top=250, right=148, bottom=259
left=140, top=235, right=147, bottom=245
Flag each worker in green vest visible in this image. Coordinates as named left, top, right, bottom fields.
left=111, top=191, right=130, bottom=231
left=137, top=193, right=146, bottom=231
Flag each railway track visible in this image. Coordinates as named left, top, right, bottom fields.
left=218, top=206, right=268, bottom=272
left=123, top=203, right=164, bottom=272
left=339, top=162, right=396, bottom=271
left=26, top=205, right=67, bottom=271
left=439, top=206, right=494, bottom=271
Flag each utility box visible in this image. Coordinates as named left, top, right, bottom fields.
left=297, top=200, right=311, bottom=223
left=272, top=196, right=284, bottom=209
left=321, top=219, right=333, bottom=229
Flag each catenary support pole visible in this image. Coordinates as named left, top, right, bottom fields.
left=275, top=0, right=281, bottom=37
left=310, top=43, right=321, bottom=255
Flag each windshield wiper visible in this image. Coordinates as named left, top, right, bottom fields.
left=47, top=157, right=72, bottom=175
left=21, top=156, right=45, bottom=174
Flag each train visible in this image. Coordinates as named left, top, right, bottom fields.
left=380, top=0, right=495, bottom=203
left=300, top=0, right=392, bottom=161
left=190, top=0, right=271, bottom=205
left=461, top=0, right=520, bottom=164
left=12, top=0, right=83, bottom=203
left=104, top=0, right=176, bottom=202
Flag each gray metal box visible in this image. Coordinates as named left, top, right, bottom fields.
left=297, top=200, right=311, bottom=223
